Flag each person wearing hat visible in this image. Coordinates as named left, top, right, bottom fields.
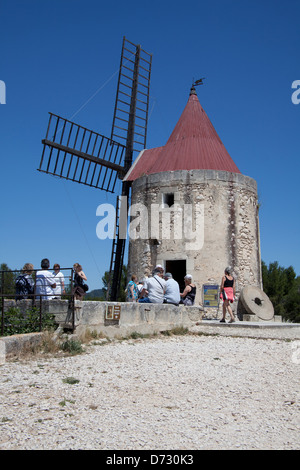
left=155, top=265, right=164, bottom=276
left=138, top=267, right=166, bottom=303
left=180, top=274, right=196, bottom=306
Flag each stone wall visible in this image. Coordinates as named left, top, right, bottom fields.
left=71, top=300, right=204, bottom=338
left=1, top=299, right=203, bottom=339
left=128, top=169, right=262, bottom=306
left=0, top=300, right=203, bottom=363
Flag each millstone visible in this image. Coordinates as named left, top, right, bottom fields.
left=239, top=286, right=274, bottom=320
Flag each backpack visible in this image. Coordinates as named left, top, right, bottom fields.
left=15, top=275, right=33, bottom=299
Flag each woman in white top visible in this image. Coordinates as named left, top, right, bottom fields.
left=52, top=263, right=65, bottom=298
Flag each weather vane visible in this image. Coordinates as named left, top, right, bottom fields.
left=192, top=77, right=206, bottom=87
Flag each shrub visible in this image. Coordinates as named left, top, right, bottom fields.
left=1, top=306, right=56, bottom=336
left=61, top=338, right=83, bottom=355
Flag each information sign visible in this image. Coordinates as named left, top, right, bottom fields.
left=105, top=304, right=121, bottom=320
left=203, top=284, right=219, bottom=307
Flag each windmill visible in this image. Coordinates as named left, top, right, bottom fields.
left=38, top=37, right=152, bottom=300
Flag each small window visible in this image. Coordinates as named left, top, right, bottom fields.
left=162, top=193, right=174, bottom=207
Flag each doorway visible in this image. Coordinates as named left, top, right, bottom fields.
left=165, top=260, right=186, bottom=292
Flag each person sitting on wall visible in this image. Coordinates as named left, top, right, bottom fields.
left=163, top=272, right=180, bottom=306
left=138, top=268, right=166, bottom=303
left=155, top=264, right=164, bottom=276
left=137, top=279, right=146, bottom=299
left=180, top=274, right=196, bottom=306
left=126, top=275, right=139, bottom=302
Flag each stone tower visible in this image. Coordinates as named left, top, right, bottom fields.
left=124, top=87, right=262, bottom=306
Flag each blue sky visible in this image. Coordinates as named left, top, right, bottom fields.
left=1, top=0, right=299, bottom=290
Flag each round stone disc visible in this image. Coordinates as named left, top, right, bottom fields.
left=240, top=286, right=274, bottom=320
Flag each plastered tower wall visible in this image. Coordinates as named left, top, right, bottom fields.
left=128, top=169, right=262, bottom=306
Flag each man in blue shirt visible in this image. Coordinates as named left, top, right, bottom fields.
left=164, top=272, right=180, bottom=306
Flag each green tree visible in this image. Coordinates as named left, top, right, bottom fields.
left=283, top=277, right=300, bottom=323
left=102, top=265, right=128, bottom=301
left=0, top=263, right=16, bottom=298
left=262, top=261, right=299, bottom=322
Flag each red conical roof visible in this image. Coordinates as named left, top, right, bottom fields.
left=124, top=88, right=240, bottom=181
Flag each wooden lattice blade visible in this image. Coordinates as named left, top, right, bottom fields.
left=38, top=113, right=127, bottom=193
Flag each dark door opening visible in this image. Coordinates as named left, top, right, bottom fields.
left=165, top=260, right=186, bottom=292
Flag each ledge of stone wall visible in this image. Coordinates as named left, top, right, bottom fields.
left=2, top=299, right=204, bottom=336
left=71, top=300, right=204, bottom=338
left=0, top=332, right=44, bottom=364
left=7, top=299, right=203, bottom=337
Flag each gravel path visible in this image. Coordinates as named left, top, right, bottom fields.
left=0, top=324, right=299, bottom=450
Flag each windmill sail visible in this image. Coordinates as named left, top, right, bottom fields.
left=38, top=113, right=126, bottom=193
left=107, top=38, right=152, bottom=300
left=37, top=37, right=152, bottom=301
left=111, top=37, right=152, bottom=165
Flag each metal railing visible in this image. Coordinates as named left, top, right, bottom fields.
left=0, top=268, right=75, bottom=336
